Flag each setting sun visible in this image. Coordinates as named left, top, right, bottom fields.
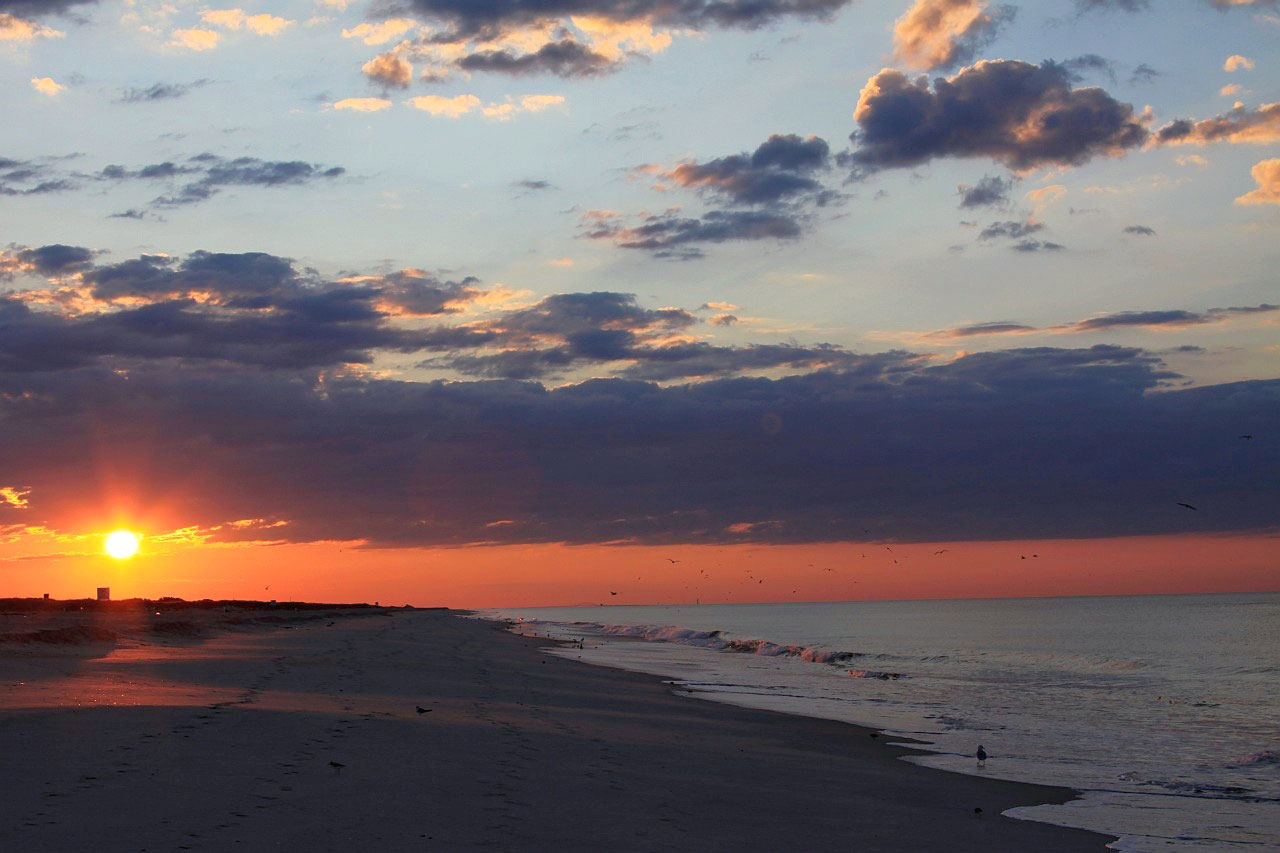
left=104, top=530, right=140, bottom=560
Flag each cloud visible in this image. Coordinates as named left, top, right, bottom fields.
left=200, top=9, right=292, bottom=35
left=401, top=0, right=852, bottom=43
left=363, top=52, right=413, bottom=88
left=1223, top=54, right=1255, bottom=72
left=891, top=0, right=1013, bottom=72
left=663, top=134, right=835, bottom=206
left=1123, top=224, right=1157, bottom=235
left=405, top=94, right=482, bottom=117
left=979, top=219, right=1042, bottom=240
left=0, top=12, right=62, bottom=40
left=584, top=209, right=804, bottom=259
left=1129, top=63, right=1160, bottom=84
left=845, top=60, right=1149, bottom=173
left=29, top=76, right=64, bottom=96
left=404, top=93, right=563, bottom=119
left=1155, top=103, right=1280, bottom=146
left=15, top=243, right=94, bottom=274
left=1011, top=239, right=1064, bottom=252
left=3, top=329, right=1276, bottom=546
left=927, top=303, right=1279, bottom=338
left=395, top=0, right=850, bottom=80
left=1059, top=53, right=1116, bottom=83
left=169, top=28, right=220, bottom=51
left=455, top=38, right=618, bottom=78
left=96, top=154, right=345, bottom=208
left=957, top=174, right=1012, bottom=207
left=333, top=97, right=392, bottom=112
left=342, top=18, right=417, bottom=45
left=1235, top=158, right=1280, bottom=205
left=1073, top=0, right=1148, bottom=10
left=119, top=80, right=211, bottom=103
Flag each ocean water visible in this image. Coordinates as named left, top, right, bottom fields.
left=484, top=593, right=1280, bottom=851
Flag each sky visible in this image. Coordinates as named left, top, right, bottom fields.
left=0, top=0, right=1277, bottom=606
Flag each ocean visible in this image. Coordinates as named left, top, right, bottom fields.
left=484, top=593, right=1280, bottom=851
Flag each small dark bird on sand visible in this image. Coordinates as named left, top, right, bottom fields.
left=1177, top=502, right=1197, bottom=511
left=329, top=761, right=345, bottom=773
left=416, top=706, right=432, bottom=714
left=976, top=745, right=987, bottom=766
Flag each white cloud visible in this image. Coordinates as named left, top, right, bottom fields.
left=332, top=97, right=392, bottom=112
left=1223, top=54, right=1255, bottom=72
left=342, top=18, right=417, bottom=45
left=170, top=28, right=220, bottom=51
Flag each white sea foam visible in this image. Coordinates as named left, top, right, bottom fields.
left=490, top=594, right=1280, bottom=851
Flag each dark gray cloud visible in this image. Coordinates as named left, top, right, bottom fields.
left=979, top=219, right=1043, bottom=240
left=957, top=175, right=1012, bottom=208
left=928, top=303, right=1279, bottom=338
left=405, top=0, right=852, bottom=43
left=665, top=134, right=836, bottom=207
left=585, top=209, right=804, bottom=259
left=15, top=244, right=94, bottom=274
left=1129, top=63, right=1160, bottom=84
left=0, top=157, right=75, bottom=196
left=1011, top=239, right=1065, bottom=252
left=513, top=179, right=553, bottom=191
left=0, top=0, right=94, bottom=17
left=1074, top=304, right=1278, bottom=331
left=844, top=60, right=1149, bottom=173
left=3, top=337, right=1276, bottom=547
left=1060, top=53, right=1116, bottom=83
left=119, top=81, right=211, bottom=103
left=1123, top=225, right=1156, bottom=236
left=456, top=39, right=617, bottom=77
left=98, top=154, right=345, bottom=208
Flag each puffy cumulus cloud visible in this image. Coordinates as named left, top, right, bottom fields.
left=1235, top=158, right=1280, bottom=205
left=845, top=60, right=1149, bottom=173
left=15, top=244, right=94, bottom=274
left=362, top=52, right=413, bottom=88
left=29, top=76, right=64, bottom=96
left=663, top=134, right=836, bottom=207
left=169, top=28, right=220, bottom=51
left=0, top=0, right=95, bottom=17
left=332, top=97, right=392, bottom=111
left=892, top=0, right=1013, bottom=72
left=956, top=174, right=1011, bottom=207
left=1223, top=54, right=1254, bottom=72
left=1220, top=83, right=1242, bottom=97
left=0, top=12, right=62, bottom=40
left=584, top=208, right=804, bottom=260
left=3, top=334, right=1276, bottom=546
left=1155, top=103, right=1280, bottom=146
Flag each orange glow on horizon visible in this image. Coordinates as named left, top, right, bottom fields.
left=1, top=529, right=1276, bottom=608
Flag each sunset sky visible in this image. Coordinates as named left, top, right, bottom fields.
left=1, top=0, right=1277, bottom=606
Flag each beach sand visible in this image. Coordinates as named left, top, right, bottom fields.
left=0, top=608, right=1114, bottom=850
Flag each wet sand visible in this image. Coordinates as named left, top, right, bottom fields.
left=0, top=608, right=1114, bottom=850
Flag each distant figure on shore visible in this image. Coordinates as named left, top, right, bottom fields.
left=976, top=745, right=987, bottom=767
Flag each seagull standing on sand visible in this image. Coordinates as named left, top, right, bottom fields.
left=976, top=745, right=987, bottom=767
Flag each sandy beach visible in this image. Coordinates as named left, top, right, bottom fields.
left=0, top=607, right=1114, bottom=851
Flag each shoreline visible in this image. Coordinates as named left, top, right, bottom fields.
left=1, top=608, right=1114, bottom=850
